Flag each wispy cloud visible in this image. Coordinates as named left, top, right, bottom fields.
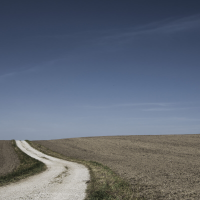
left=108, top=116, right=200, bottom=122
left=132, top=14, right=200, bottom=34
left=22, top=14, right=200, bottom=46
left=0, top=72, right=20, bottom=81
left=80, top=102, right=200, bottom=112
left=98, top=14, right=200, bottom=44
left=143, top=106, right=200, bottom=112
left=0, top=72, right=17, bottom=79
left=0, top=57, right=62, bottom=81
left=171, top=117, right=200, bottom=121
left=143, top=108, right=173, bottom=111
left=0, top=67, right=38, bottom=81
left=80, top=102, right=174, bottom=109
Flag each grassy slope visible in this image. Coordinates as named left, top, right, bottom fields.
left=0, top=140, right=46, bottom=187
left=28, top=140, right=143, bottom=200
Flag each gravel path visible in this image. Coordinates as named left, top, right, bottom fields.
left=0, top=140, right=90, bottom=200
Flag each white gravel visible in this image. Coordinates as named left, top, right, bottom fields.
left=0, top=140, right=90, bottom=200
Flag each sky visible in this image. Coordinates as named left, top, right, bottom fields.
left=1, top=0, right=200, bottom=140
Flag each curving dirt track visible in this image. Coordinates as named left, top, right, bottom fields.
left=0, top=140, right=90, bottom=200
left=0, top=140, right=20, bottom=177
left=34, top=134, right=200, bottom=199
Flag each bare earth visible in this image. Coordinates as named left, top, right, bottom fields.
left=0, top=141, right=20, bottom=176
left=34, top=134, right=200, bottom=200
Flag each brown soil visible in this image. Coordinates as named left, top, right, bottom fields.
left=34, top=134, right=200, bottom=199
left=0, top=141, right=20, bottom=176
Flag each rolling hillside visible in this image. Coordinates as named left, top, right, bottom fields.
left=34, top=134, right=200, bottom=199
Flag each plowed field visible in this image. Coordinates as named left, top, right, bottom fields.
left=34, top=134, right=200, bottom=199
left=0, top=141, right=20, bottom=176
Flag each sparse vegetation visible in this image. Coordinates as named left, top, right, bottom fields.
left=27, top=140, right=142, bottom=200
left=85, top=161, right=143, bottom=200
left=0, top=140, right=46, bottom=187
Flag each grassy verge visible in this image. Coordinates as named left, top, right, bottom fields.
left=0, top=140, right=46, bottom=187
left=27, top=140, right=144, bottom=200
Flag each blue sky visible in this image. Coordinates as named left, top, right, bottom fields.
left=1, top=1, right=200, bottom=140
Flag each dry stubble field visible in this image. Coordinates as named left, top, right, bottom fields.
left=0, top=141, right=20, bottom=176
left=34, top=134, right=200, bottom=199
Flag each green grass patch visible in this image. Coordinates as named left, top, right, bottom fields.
left=27, top=140, right=144, bottom=200
left=0, top=140, right=46, bottom=187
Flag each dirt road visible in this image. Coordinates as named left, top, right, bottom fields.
left=0, top=140, right=90, bottom=200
